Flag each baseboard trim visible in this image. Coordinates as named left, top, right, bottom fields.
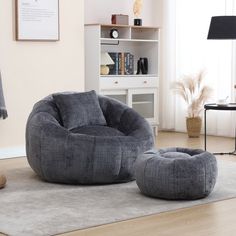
left=0, top=146, right=26, bottom=159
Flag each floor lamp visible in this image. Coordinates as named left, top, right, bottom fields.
left=207, top=16, right=236, bottom=155
left=207, top=15, right=236, bottom=86
left=207, top=16, right=236, bottom=40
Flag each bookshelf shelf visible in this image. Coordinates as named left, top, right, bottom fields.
left=101, top=38, right=159, bottom=43
left=85, top=24, right=160, bottom=135
left=132, top=101, right=153, bottom=105
left=100, top=74, right=158, bottom=77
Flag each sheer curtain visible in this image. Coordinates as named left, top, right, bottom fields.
left=161, top=0, right=235, bottom=137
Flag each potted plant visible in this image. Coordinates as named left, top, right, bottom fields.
left=172, top=71, right=213, bottom=137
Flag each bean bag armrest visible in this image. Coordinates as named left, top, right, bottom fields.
left=119, top=108, right=154, bottom=139
left=26, top=111, right=69, bottom=145
left=98, top=95, right=154, bottom=139
left=26, top=111, right=69, bottom=159
left=98, top=95, right=129, bottom=129
left=29, top=98, right=62, bottom=125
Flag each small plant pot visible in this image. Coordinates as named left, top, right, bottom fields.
left=134, top=18, right=142, bottom=26
left=186, top=117, right=202, bottom=138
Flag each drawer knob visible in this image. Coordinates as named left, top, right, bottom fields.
left=143, top=81, right=147, bottom=84
left=115, top=81, right=119, bottom=84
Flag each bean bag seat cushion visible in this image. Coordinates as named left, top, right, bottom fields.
left=26, top=91, right=154, bottom=184
left=135, top=147, right=217, bottom=200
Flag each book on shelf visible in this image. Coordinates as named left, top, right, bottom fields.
left=108, top=52, right=119, bottom=75
left=124, top=53, right=134, bottom=75
left=108, top=52, right=134, bottom=75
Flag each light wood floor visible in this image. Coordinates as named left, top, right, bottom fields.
left=1, top=132, right=236, bottom=236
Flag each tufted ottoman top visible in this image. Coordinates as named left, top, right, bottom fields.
left=135, top=147, right=218, bottom=200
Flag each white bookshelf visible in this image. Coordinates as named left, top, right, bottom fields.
left=85, top=24, right=160, bottom=135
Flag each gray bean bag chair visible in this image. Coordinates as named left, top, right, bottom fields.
left=135, top=148, right=217, bottom=200
left=26, top=91, right=154, bottom=184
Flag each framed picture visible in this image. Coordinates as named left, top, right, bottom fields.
left=15, top=0, right=60, bottom=41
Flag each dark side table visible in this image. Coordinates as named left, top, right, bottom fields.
left=204, top=103, right=236, bottom=155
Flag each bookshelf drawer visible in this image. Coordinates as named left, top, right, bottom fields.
left=100, top=76, right=157, bottom=89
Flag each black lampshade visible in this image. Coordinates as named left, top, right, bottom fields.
left=207, top=16, right=236, bottom=39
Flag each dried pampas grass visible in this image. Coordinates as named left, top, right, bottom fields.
left=172, top=71, right=213, bottom=118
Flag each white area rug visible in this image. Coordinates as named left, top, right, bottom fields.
left=0, top=159, right=236, bottom=236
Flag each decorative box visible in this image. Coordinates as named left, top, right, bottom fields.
left=111, top=14, right=129, bottom=25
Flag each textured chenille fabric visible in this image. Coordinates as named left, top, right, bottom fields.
left=26, top=92, right=154, bottom=184
left=0, top=72, right=8, bottom=119
left=70, top=125, right=125, bottom=136
left=135, top=147, right=218, bottom=200
left=53, top=90, right=107, bottom=130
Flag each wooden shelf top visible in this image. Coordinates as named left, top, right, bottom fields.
left=85, top=24, right=160, bottom=30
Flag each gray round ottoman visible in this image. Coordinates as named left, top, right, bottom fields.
left=135, top=148, right=218, bottom=200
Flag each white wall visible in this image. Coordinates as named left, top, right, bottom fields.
left=85, top=0, right=162, bottom=26
left=0, top=0, right=84, bottom=158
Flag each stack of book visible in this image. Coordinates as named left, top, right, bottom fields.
left=108, top=52, right=134, bottom=75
